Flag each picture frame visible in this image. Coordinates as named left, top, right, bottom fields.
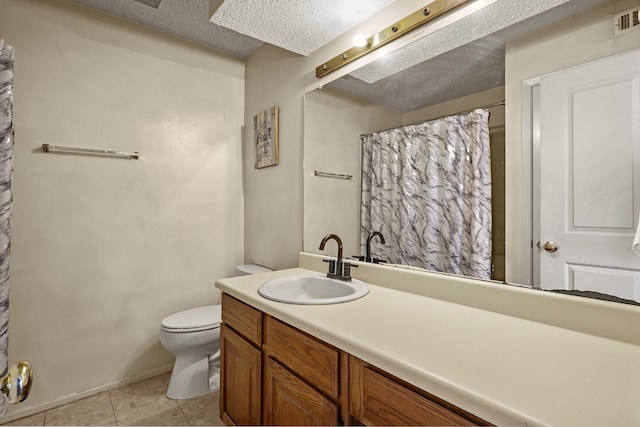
left=254, top=106, right=279, bottom=168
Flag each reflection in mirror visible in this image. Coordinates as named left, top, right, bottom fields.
left=303, top=88, right=403, bottom=261
left=360, top=106, right=495, bottom=280
left=304, top=0, right=640, bottom=305
left=303, top=86, right=505, bottom=281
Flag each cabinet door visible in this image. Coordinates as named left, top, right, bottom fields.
left=350, top=356, right=488, bottom=426
left=264, top=357, right=338, bottom=426
left=220, top=324, right=262, bottom=425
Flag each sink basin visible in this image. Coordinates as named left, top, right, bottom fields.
left=258, top=274, right=369, bottom=304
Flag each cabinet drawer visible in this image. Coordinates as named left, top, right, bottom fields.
left=265, top=316, right=339, bottom=399
left=350, top=356, right=488, bottom=426
left=222, top=293, right=262, bottom=346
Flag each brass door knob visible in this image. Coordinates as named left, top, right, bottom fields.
left=1, top=361, right=32, bottom=404
left=543, top=241, right=559, bottom=253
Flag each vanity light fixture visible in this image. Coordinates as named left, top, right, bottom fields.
left=352, top=34, right=368, bottom=47
left=316, top=0, right=470, bottom=78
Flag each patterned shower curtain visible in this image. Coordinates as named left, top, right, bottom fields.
left=360, top=108, right=492, bottom=279
left=0, top=39, right=14, bottom=417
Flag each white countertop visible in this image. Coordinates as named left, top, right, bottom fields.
left=215, top=254, right=640, bottom=426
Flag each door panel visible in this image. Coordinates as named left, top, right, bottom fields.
left=539, top=49, right=640, bottom=301
left=572, top=80, right=635, bottom=228
left=568, top=264, right=640, bottom=297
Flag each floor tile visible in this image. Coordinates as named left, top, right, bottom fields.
left=2, top=374, right=222, bottom=427
left=1, top=412, right=45, bottom=426
left=109, top=376, right=167, bottom=414
left=160, top=371, right=172, bottom=385
left=186, top=407, right=225, bottom=426
left=114, top=398, right=188, bottom=426
left=176, top=392, right=217, bottom=420
left=44, top=392, right=116, bottom=426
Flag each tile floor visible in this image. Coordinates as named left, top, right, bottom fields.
left=1, top=373, right=224, bottom=426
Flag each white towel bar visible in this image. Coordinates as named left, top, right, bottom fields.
left=42, top=144, right=139, bottom=159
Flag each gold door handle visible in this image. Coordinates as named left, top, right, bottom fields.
left=1, top=362, right=32, bottom=404
left=543, top=241, right=559, bottom=253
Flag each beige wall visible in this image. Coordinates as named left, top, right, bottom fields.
left=1, top=0, right=244, bottom=418
left=505, top=0, right=640, bottom=284
left=243, top=0, right=430, bottom=270
left=303, top=89, right=403, bottom=256
left=243, top=44, right=305, bottom=270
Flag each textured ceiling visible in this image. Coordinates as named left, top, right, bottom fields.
left=330, top=36, right=506, bottom=113
left=69, top=0, right=395, bottom=57
left=350, top=0, right=609, bottom=84
left=329, top=0, right=610, bottom=112
left=68, top=0, right=612, bottom=112
left=70, top=0, right=262, bottom=57
left=210, top=0, right=396, bottom=56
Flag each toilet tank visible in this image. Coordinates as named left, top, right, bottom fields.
left=234, top=264, right=272, bottom=276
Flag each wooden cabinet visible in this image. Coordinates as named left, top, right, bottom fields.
left=219, top=324, right=262, bottom=425
left=220, top=294, right=344, bottom=426
left=220, top=294, right=263, bottom=425
left=349, top=356, right=489, bottom=426
left=264, top=316, right=343, bottom=425
left=265, top=316, right=340, bottom=399
left=220, top=293, right=491, bottom=426
left=221, top=293, right=262, bottom=346
left=264, top=357, right=338, bottom=426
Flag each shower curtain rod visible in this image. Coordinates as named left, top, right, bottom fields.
left=362, top=100, right=505, bottom=137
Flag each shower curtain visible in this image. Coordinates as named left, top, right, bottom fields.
left=360, top=108, right=492, bottom=279
left=0, top=39, right=14, bottom=417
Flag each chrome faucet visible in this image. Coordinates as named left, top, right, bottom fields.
left=319, top=234, right=357, bottom=281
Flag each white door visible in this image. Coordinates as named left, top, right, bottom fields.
left=539, top=49, right=640, bottom=301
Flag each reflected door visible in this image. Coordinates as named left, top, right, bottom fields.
left=539, top=49, right=640, bottom=301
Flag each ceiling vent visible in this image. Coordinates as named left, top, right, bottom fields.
left=614, top=6, right=640, bottom=37
left=132, top=0, right=162, bottom=8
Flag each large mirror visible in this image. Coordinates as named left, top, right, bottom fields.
left=303, top=0, right=640, bottom=305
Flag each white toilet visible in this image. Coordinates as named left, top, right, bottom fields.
left=160, top=264, right=272, bottom=400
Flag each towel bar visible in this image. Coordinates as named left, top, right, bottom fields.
left=314, top=170, right=352, bottom=180
left=42, top=144, right=139, bottom=159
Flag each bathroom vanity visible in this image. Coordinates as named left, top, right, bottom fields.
left=215, top=253, right=640, bottom=426
left=220, top=293, right=487, bottom=426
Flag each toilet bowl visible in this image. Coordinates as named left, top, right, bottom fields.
left=160, top=305, right=222, bottom=399
left=160, top=264, right=272, bottom=400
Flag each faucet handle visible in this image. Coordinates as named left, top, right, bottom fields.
left=322, top=258, right=336, bottom=275
left=342, top=262, right=358, bottom=279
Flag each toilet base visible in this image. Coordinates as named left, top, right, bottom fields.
left=209, top=372, right=220, bottom=393
left=166, top=353, right=217, bottom=400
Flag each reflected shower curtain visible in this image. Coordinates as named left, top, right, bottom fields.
left=361, top=109, right=492, bottom=279
left=0, top=39, right=14, bottom=417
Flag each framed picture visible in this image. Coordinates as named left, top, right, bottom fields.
left=254, top=106, right=279, bottom=168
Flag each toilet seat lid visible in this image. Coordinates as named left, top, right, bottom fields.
left=161, top=305, right=221, bottom=331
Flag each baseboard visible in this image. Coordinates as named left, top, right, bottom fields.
left=1, top=363, right=174, bottom=423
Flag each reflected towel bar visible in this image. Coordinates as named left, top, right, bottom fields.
left=314, top=170, right=352, bottom=180
left=42, top=144, right=139, bottom=159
